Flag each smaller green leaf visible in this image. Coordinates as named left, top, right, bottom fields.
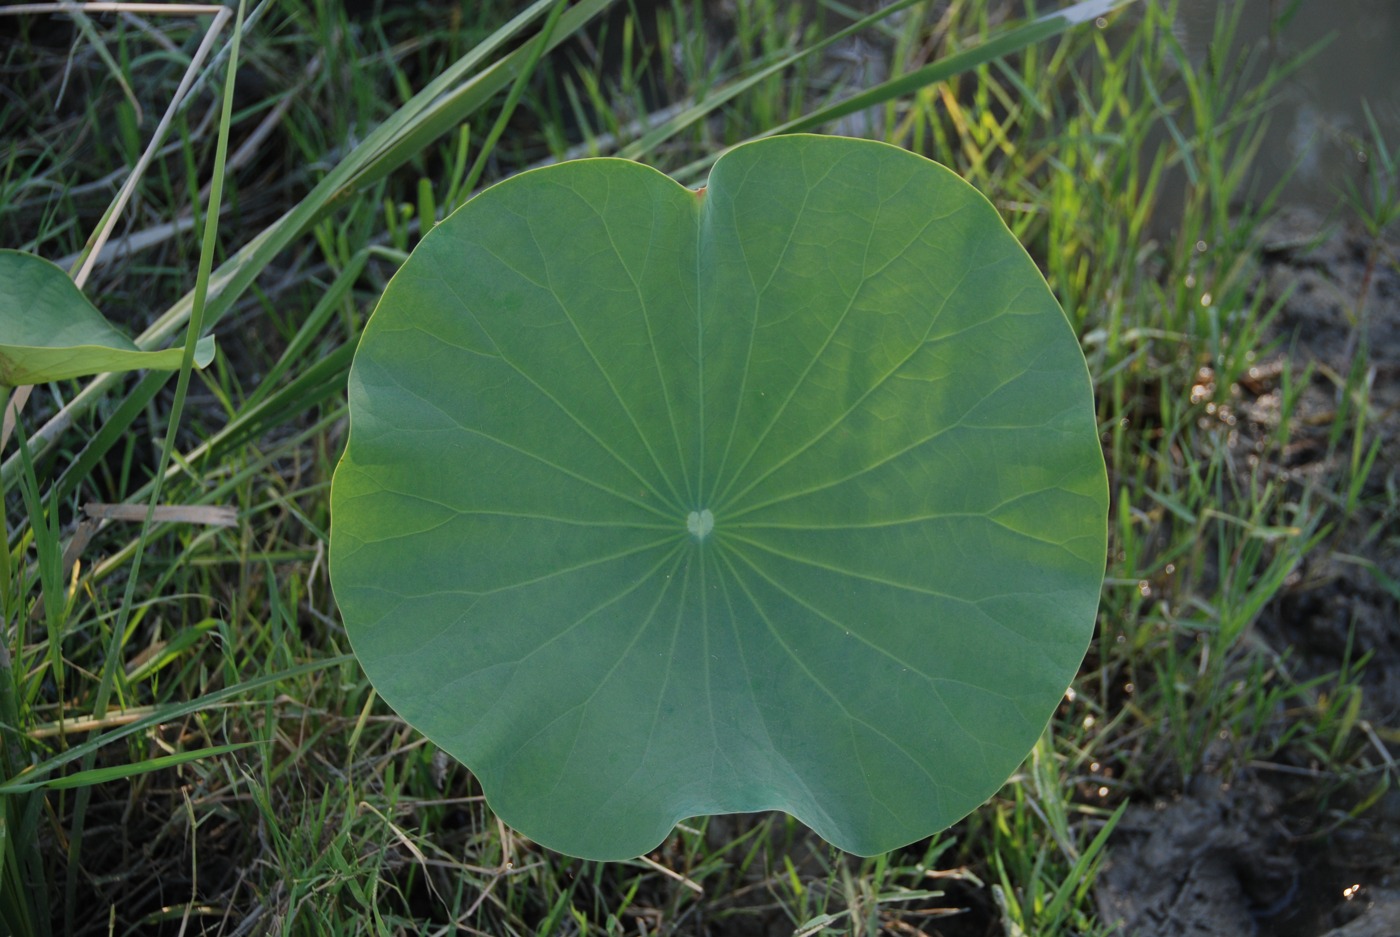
left=0, top=250, right=215, bottom=387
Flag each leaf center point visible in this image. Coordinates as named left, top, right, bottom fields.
left=686, top=509, right=715, bottom=540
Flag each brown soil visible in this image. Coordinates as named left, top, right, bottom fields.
left=1255, top=208, right=1400, bottom=725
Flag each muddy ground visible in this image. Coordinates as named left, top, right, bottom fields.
left=1094, top=209, right=1400, bottom=937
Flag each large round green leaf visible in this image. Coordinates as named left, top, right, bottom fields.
left=330, top=135, right=1107, bottom=859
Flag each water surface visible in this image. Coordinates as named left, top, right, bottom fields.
left=1174, top=0, right=1400, bottom=212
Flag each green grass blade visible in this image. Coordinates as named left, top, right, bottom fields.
left=10, top=743, right=262, bottom=793
left=772, top=0, right=1139, bottom=136
left=460, top=0, right=569, bottom=197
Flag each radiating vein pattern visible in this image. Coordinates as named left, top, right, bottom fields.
left=330, top=135, right=1108, bottom=861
